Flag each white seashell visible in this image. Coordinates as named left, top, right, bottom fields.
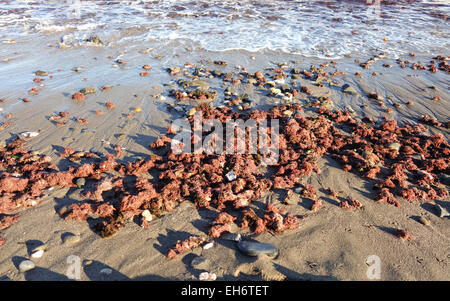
left=20, top=131, right=39, bottom=138
left=199, top=272, right=209, bottom=281
left=141, top=209, right=152, bottom=222
left=203, top=242, right=214, bottom=250
left=31, top=250, right=44, bottom=258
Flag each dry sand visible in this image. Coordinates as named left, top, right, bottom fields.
left=0, top=40, right=449, bottom=281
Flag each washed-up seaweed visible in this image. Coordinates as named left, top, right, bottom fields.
left=0, top=99, right=448, bottom=250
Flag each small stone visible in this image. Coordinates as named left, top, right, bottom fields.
left=419, top=216, right=431, bottom=226
left=31, top=249, right=44, bottom=259
left=203, top=242, right=214, bottom=250
left=35, top=70, right=47, bottom=76
left=199, top=271, right=216, bottom=281
left=282, top=110, right=293, bottom=116
left=237, top=240, right=278, bottom=257
left=388, top=142, right=401, bottom=151
left=436, top=204, right=450, bottom=218
left=225, top=171, right=237, bottom=181
left=221, top=233, right=241, bottom=241
left=188, top=108, right=196, bottom=116
left=141, top=209, right=152, bottom=222
left=19, top=260, right=35, bottom=273
left=190, top=256, right=209, bottom=269
left=342, top=84, right=358, bottom=95
left=79, top=87, right=96, bottom=95
left=76, top=178, right=86, bottom=188
left=62, top=233, right=81, bottom=245
left=86, top=36, right=103, bottom=45
left=270, top=88, right=281, bottom=95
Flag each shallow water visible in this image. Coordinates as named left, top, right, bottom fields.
left=0, top=0, right=448, bottom=58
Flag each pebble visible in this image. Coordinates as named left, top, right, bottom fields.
left=388, top=142, right=401, bottom=151
left=141, top=209, right=152, bottom=222
left=76, top=178, right=86, bottom=188
left=190, top=256, right=209, bottom=269
left=282, top=110, right=293, bottom=116
left=237, top=240, right=278, bottom=257
left=225, top=171, right=237, bottom=181
left=31, top=249, right=45, bottom=259
left=419, top=216, right=431, bottom=226
left=203, top=242, right=214, bottom=250
left=80, top=87, right=96, bottom=94
left=35, top=70, right=47, bottom=76
left=62, top=233, right=81, bottom=245
left=19, top=260, right=35, bottom=273
left=221, top=233, right=241, bottom=241
left=342, top=84, right=358, bottom=95
left=20, top=131, right=39, bottom=138
left=199, top=271, right=216, bottom=281
left=188, top=108, right=196, bottom=116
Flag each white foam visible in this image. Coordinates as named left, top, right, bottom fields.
left=0, top=0, right=448, bottom=58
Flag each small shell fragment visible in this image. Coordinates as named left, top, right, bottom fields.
left=20, top=131, right=39, bottom=138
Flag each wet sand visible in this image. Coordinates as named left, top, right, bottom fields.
left=0, top=39, right=449, bottom=281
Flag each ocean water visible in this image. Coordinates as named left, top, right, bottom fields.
left=0, top=0, right=448, bottom=59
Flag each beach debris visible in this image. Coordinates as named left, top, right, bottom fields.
left=77, top=118, right=89, bottom=124
left=237, top=240, right=278, bottom=258
left=395, top=229, right=414, bottom=241
left=86, top=36, right=103, bottom=45
left=339, top=197, right=363, bottom=210
left=72, top=92, right=85, bottom=101
left=225, top=171, right=237, bottom=182
left=18, top=260, right=35, bottom=273
left=62, top=233, right=81, bottom=245
left=199, top=271, right=217, bottom=281
left=80, top=87, right=96, bottom=95
left=203, top=242, right=214, bottom=250
left=76, top=178, right=86, bottom=188
left=19, top=132, right=39, bottom=139
left=0, top=214, right=19, bottom=230
left=310, top=199, right=324, bottom=212
left=221, top=233, right=241, bottom=241
left=167, top=236, right=207, bottom=259
left=435, top=204, right=450, bottom=218
left=342, top=84, right=358, bottom=95
left=35, top=70, right=47, bottom=76
left=31, top=249, right=45, bottom=259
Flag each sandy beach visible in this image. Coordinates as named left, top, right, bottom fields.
left=0, top=1, right=449, bottom=282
